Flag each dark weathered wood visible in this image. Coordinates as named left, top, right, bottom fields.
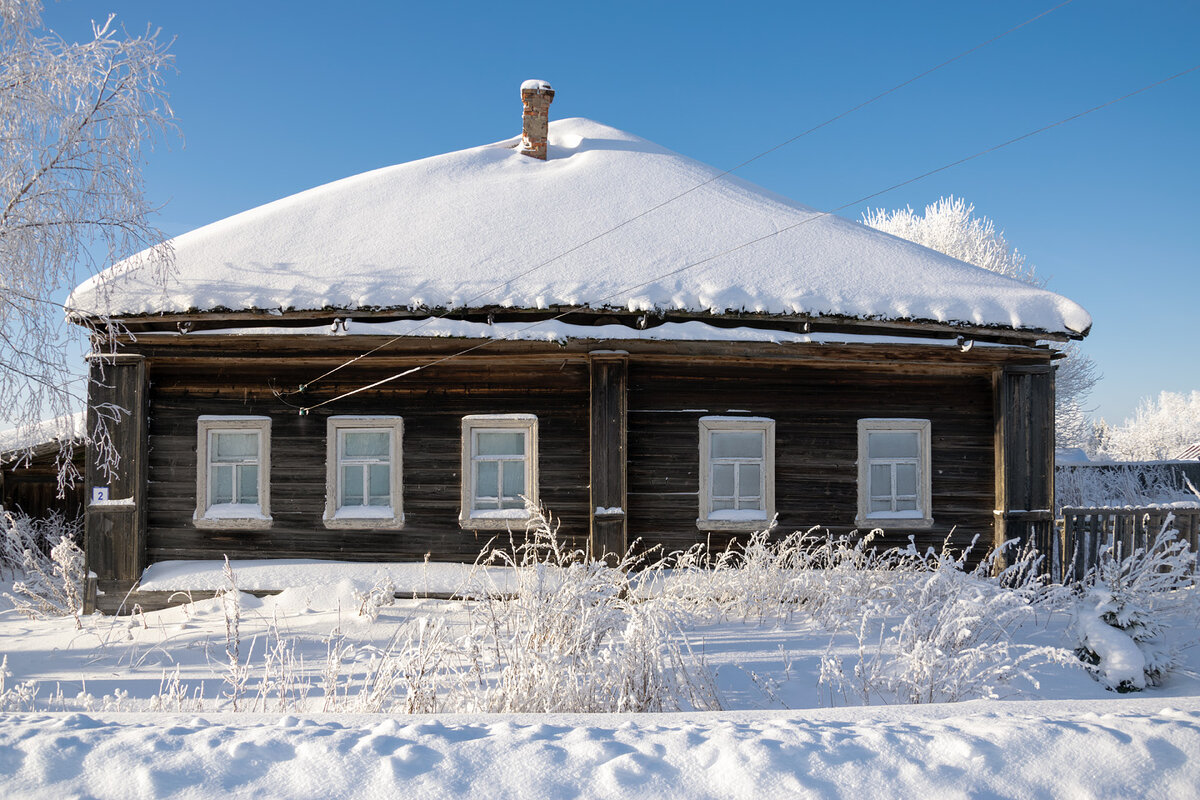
left=141, top=354, right=591, bottom=566
left=0, top=448, right=86, bottom=520
left=992, top=365, right=1054, bottom=570
left=63, top=331, right=1067, bottom=613
left=589, top=352, right=628, bottom=562
left=84, top=354, right=149, bottom=610
left=1060, top=507, right=1200, bottom=582
left=626, top=359, right=999, bottom=562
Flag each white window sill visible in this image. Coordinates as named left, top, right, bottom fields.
left=855, top=515, right=935, bottom=530
left=696, top=516, right=772, bottom=532
left=460, top=510, right=532, bottom=530
left=194, top=507, right=272, bottom=530
left=323, top=507, right=404, bottom=530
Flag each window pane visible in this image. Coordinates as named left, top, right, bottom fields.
left=711, top=431, right=762, bottom=460
left=895, top=464, right=917, bottom=495
left=897, top=497, right=918, bottom=512
left=869, top=464, right=891, bottom=496
left=368, top=464, right=390, bottom=506
left=477, top=432, right=524, bottom=456
left=214, top=432, right=257, bottom=462
left=343, top=431, right=389, bottom=459
left=712, top=463, right=735, bottom=497
left=868, top=431, right=918, bottom=460
left=501, top=461, right=525, bottom=499
left=869, top=497, right=891, bottom=513
left=711, top=497, right=735, bottom=511
left=237, top=465, right=258, bottom=504
left=739, top=463, right=761, bottom=498
left=475, top=460, right=499, bottom=502
left=342, top=465, right=364, bottom=506
left=212, top=464, right=233, bottom=504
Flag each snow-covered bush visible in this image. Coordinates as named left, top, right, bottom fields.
left=2, top=510, right=85, bottom=628
left=1073, top=516, right=1198, bottom=691
left=462, top=501, right=719, bottom=713
left=641, top=528, right=926, bottom=629
left=354, top=578, right=397, bottom=621
left=819, top=540, right=1072, bottom=705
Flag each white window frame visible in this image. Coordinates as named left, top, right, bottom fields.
left=460, top=414, right=538, bottom=529
left=856, top=418, right=933, bottom=529
left=323, top=416, right=405, bottom=529
left=194, top=416, right=272, bottom=529
left=697, top=416, right=775, bottom=531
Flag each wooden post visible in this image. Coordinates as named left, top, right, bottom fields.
left=993, top=364, right=1055, bottom=573
left=588, top=351, right=628, bottom=563
left=84, top=353, right=148, bottom=612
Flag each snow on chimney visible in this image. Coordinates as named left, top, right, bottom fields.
left=519, top=79, right=554, bottom=160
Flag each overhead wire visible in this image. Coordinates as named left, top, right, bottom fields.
left=295, top=60, right=1200, bottom=415
left=285, top=0, right=1077, bottom=396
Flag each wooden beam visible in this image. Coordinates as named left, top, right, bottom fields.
left=993, top=364, right=1055, bottom=572
left=589, top=351, right=628, bottom=563
left=80, top=304, right=1081, bottom=344
left=83, top=353, right=148, bottom=611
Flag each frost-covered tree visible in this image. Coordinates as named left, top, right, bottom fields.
left=1098, top=390, right=1200, bottom=462
left=0, top=1, right=175, bottom=484
left=863, top=196, right=1098, bottom=448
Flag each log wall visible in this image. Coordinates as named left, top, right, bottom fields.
left=81, top=335, right=1059, bottom=596
left=626, top=358, right=998, bottom=558
left=143, top=355, right=591, bottom=565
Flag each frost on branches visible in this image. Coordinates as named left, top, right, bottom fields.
left=0, top=0, right=174, bottom=488
left=863, top=196, right=1099, bottom=449
left=1093, top=390, right=1200, bottom=462
left=1, top=510, right=85, bottom=628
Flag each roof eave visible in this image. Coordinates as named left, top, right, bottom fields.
left=71, top=304, right=1085, bottom=345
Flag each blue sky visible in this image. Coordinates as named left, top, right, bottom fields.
left=43, top=0, right=1200, bottom=425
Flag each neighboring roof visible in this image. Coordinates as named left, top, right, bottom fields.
left=0, top=411, right=87, bottom=461
left=1175, top=442, right=1200, bottom=461
left=68, top=117, right=1091, bottom=338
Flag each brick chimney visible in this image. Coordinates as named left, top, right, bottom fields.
left=519, top=79, right=554, bottom=160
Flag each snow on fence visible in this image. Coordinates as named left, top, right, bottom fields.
left=1058, top=507, right=1200, bottom=584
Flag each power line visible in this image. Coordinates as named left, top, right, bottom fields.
left=287, top=0, right=1076, bottom=395
left=296, top=61, right=1199, bottom=415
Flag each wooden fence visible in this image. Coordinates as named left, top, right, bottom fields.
left=1055, top=507, right=1200, bottom=583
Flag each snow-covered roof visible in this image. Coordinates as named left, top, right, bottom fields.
left=0, top=410, right=86, bottom=459
left=67, top=117, right=1091, bottom=337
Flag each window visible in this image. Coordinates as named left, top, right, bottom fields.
left=460, top=415, right=538, bottom=528
left=697, top=416, right=775, bottom=530
left=324, top=416, right=404, bottom=529
left=857, top=418, right=933, bottom=528
left=194, top=416, right=271, bottom=528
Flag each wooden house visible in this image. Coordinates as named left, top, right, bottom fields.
left=68, top=82, right=1091, bottom=612
left=0, top=413, right=86, bottom=522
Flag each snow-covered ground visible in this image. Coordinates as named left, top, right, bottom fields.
left=1, top=700, right=1198, bottom=799
left=1, top=548, right=1199, bottom=798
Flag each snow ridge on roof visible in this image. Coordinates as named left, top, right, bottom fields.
left=68, top=118, right=1091, bottom=336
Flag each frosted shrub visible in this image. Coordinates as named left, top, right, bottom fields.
left=644, top=528, right=918, bottom=628
left=354, top=578, right=397, bottom=621
left=3, top=511, right=85, bottom=628
left=217, top=557, right=252, bottom=711
left=1074, top=516, right=1198, bottom=691
left=463, top=501, right=719, bottom=713
left=819, top=541, right=1071, bottom=705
